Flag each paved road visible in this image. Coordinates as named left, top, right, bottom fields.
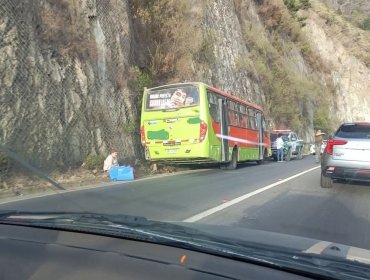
left=1, top=155, right=370, bottom=250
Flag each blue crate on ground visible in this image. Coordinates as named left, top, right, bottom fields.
left=108, top=166, right=134, bottom=181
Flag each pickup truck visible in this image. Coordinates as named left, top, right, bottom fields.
left=270, top=130, right=304, bottom=161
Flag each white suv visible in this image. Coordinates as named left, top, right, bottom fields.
left=320, top=122, right=370, bottom=188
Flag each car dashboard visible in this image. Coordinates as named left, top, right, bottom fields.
left=0, top=224, right=315, bottom=280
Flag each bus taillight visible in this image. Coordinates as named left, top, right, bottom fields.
left=140, top=125, right=146, bottom=144
left=199, top=121, right=208, bottom=142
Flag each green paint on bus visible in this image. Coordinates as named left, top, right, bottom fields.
left=187, top=117, right=201, bottom=124
left=147, top=129, right=169, bottom=140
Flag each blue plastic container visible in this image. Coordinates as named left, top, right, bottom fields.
left=108, top=166, right=134, bottom=181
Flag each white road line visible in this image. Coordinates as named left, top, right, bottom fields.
left=182, top=166, right=320, bottom=222
left=303, top=241, right=332, bottom=254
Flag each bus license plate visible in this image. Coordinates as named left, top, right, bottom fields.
left=167, top=149, right=178, bottom=154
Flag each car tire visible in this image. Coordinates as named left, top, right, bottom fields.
left=285, top=148, right=291, bottom=161
left=297, top=147, right=303, bottom=160
left=320, top=172, right=333, bottom=188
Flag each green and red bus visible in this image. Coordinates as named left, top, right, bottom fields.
left=140, top=82, right=271, bottom=169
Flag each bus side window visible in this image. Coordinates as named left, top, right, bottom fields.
left=227, top=101, right=233, bottom=126
left=233, top=110, right=239, bottom=127
left=248, top=108, right=256, bottom=130
left=207, top=91, right=220, bottom=123
left=228, top=110, right=234, bottom=126
left=233, top=102, right=239, bottom=127
left=227, top=100, right=239, bottom=127
left=239, top=105, right=247, bottom=128
left=240, top=113, right=248, bottom=128
left=262, top=117, right=267, bottom=131
left=255, top=113, right=260, bottom=129
left=188, top=88, right=199, bottom=104
left=250, top=118, right=256, bottom=130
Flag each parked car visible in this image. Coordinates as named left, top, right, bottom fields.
left=320, top=122, right=370, bottom=188
left=270, top=130, right=304, bottom=161
left=310, top=139, right=328, bottom=155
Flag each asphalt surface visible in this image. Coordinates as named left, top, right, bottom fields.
left=1, top=155, right=370, bottom=250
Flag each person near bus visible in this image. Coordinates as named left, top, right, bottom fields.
left=314, top=130, right=325, bottom=163
left=103, top=149, right=119, bottom=171
left=276, top=134, right=284, bottom=162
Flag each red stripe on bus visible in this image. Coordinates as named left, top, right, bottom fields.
left=210, top=120, right=260, bottom=148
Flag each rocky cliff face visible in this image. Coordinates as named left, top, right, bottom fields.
left=195, top=0, right=265, bottom=105
left=1, top=0, right=140, bottom=169
left=319, top=0, right=370, bottom=15
left=303, top=8, right=370, bottom=123
left=1, top=0, right=369, bottom=171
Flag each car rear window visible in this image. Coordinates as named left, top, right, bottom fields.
left=336, top=124, right=370, bottom=139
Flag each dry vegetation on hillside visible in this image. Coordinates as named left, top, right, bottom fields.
left=130, top=0, right=202, bottom=85
left=310, top=0, right=370, bottom=67
left=246, top=0, right=334, bottom=132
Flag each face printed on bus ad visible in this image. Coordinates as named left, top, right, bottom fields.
left=170, top=89, right=187, bottom=107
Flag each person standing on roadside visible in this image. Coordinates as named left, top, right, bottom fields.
left=315, top=130, right=325, bottom=163
left=276, top=133, right=284, bottom=162
left=103, top=149, right=119, bottom=171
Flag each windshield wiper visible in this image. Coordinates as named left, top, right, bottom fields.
left=1, top=211, right=243, bottom=261
left=0, top=211, right=206, bottom=242
left=0, top=145, right=65, bottom=190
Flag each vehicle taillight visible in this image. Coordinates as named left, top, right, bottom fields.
left=199, top=121, right=208, bottom=142
left=140, top=125, right=146, bottom=144
left=325, top=139, right=348, bottom=155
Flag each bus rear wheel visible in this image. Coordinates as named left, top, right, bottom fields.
left=285, top=148, right=292, bottom=161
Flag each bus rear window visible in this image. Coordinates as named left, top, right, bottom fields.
left=145, top=86, right=199, bottom=110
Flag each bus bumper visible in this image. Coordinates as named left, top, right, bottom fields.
left=144, top=145, right=211, bottom=163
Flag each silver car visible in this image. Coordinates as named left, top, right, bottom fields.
left=321, top=122, right=370, bottom=188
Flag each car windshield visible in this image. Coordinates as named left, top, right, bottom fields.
left=270, top=132, right=290, bottom=142
left=2, top=1, right=370, bottom=279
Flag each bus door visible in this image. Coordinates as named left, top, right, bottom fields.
left=256, top=111, right=264, bottom=160
left=218, top=98, right=229, bottom=161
